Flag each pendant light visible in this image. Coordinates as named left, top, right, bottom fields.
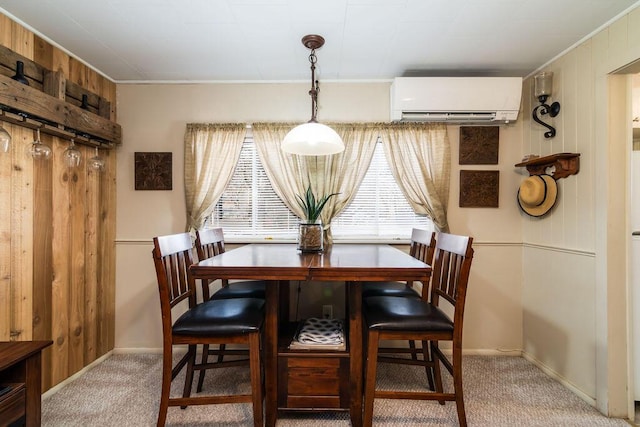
left=27, top=129, right=52, bottom=160
left=281, top=35, right=344, bottom=156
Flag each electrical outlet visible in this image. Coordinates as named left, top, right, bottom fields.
left=322, top=304, right=333, bottom=319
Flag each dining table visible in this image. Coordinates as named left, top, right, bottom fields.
left=189, top=243, right=431, bottom=427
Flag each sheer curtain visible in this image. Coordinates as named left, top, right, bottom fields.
left=184, top=123, right=246, bottom=231
left=250, top=123, right=309, bottom=220
left=380, top=123, right=450, bottom=232
left=252, top=122, right=379, bottom=243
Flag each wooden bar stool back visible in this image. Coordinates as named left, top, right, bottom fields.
left=152, top=232, right=264, bottom=427
left=194, top=228, right=267, bottom=391
left=195, top=228, right=266, bottom=300
left=361, top=228, right=435, bottom=299
left=363, top=232, right=474, bottom=427
left=364, top=228, right=436, bottom=381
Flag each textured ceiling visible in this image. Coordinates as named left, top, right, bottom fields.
left=0, top=0, right=638, bottom=82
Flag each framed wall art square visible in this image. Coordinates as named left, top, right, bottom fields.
left=459, top=126, right=499, bottom=165
left=459, top=170, right=499, bottom=208
left=134, top=152, right=172, bottom=191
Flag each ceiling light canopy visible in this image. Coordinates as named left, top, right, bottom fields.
left=281, top=35, right=344, bottom=156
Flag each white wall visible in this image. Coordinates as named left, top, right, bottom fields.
left=114, top=82, right=523, bottom=356
left=521, top=5, right=640, bottom=416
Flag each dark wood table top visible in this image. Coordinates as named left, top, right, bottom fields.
left=190, top=243, right=431, bottom=282
left=0, top=341, right=52, bottom=371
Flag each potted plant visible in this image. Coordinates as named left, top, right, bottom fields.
left=295, top=185, right=338, bottom=252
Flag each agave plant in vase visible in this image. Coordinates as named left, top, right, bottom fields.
left=295, top=185, right=338, bottom=252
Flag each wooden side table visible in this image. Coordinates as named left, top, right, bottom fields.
left=0, top=341, right=53, bottom=427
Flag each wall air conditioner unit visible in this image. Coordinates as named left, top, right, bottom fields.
left=390, top=77, right=522, bottom=124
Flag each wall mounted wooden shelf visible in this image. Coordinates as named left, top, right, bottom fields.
left=0, top=45, right=121, bottom=147
left=515, top=152, right=580, bottom=179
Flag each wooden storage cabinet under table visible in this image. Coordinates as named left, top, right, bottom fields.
left=277, top=322, right=351, bottom=411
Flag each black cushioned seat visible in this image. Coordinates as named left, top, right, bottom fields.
left=173, top=298, right=265, bottom=336
left=210, top=281, right=266, bottom=300
left=361, top=282, right=420, bottom=299
left=364, top=296, right=453, bottom=332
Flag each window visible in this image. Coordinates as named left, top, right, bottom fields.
left=208, top=138, right=433, bottom=241
left=331, top=141, right=433, bottom=239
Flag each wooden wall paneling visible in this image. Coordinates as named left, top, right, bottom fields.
left=10, top=20, right=34, bottom=342
left=86, top=67, right=100, bottom=96
left=83, top=69, right=101, bottom=363
left=0, top=124, right=11, bottom=342
left=98, top=76, right=116, bottom=354
left=1, top=13, right=118, bottom=390
left=68, top=57, right=87, bottom=88
left=32, top=153, right=52, bottom=389
left=51, top=136, right=70, bottom=386
left=32, top=35, right=55, bottom=390
left=84, top=144, right=99, bottom=363
left=64, top=55, right=87, bottom=375
left=68, top=138, right=87, bottom=376
left=10, top=124, right=34, bottom=342
left=0, top=13, right=13, bottom=342
left=98, top=146, right=116, bottom=354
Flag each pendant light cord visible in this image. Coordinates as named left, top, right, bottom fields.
left=308, top=49, right=319, bottom=123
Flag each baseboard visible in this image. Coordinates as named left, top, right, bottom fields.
left=112, top=347, right=163, bottom=354
left=379, top=340, right=523, bottom=357
left=462, top=348, right=522, bottom=356
left=42, top=350, right=113, bottom=400
left=522, top=351, right=596, bottom=407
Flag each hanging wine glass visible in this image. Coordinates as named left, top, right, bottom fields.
left=88, top=146, right=105, bottom=171
left=63, top=139, right=81, bottom=168
left=27, top=129, right=52, bottom=160
left=0, top=124, right=11, bottom=153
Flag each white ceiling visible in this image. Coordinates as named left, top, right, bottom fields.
left=0, top=0, right=638, bottom=82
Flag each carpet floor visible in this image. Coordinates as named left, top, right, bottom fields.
left=42, top=353, right=632, bottom=426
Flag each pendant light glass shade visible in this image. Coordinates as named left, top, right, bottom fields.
left=63, top=139, right=81, bottom=168
left=282, top=122, right=344, bottom=155
left=534, top=71, right=553, bottom=99
left=0, top=125, right=11, bottom=153
left=27, top=129, right=52, bottom=160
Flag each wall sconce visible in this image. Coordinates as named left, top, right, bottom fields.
left=281, top=35, right=344, bottom=156
left=532, top=71, right=561, bottom=138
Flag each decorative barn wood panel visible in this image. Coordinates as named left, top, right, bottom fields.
left=0, top=14, right=117, bottom=391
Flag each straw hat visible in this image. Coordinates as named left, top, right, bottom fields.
left=517, top=174, right=558, bottom=217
